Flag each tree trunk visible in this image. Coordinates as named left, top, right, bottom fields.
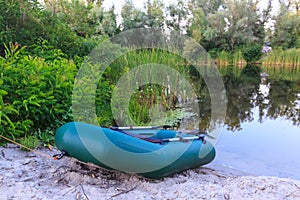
left=19, top=0, right=25, bottom=27
left=52, top=0, right=57, bottom=16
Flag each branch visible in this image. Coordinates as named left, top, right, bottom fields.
left=109, top=186, right=136, bottom=199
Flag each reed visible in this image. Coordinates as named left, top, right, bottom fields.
left=106, top=49, right=194, bottom=125
left=261, top=48, right=300, bottom=82
left=262, top=48, right=300, bottom=70
left=233, top=50, right=245, bottom=66
left=215, top=50, right=246, bottom=67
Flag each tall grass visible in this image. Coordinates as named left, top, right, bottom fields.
left=262, top=48, right=300, bottom=71
left=107, top=49, right=188, bottom=83
left=216, top=50, right=245, bottom=78
left=101, top=49, right=199, bottom=126
left=215, top=50, right=246, bottom=67
left=215, top=48, right=300, bottom=70
left=261, top=48, right=300, bottom=81
left=215, top=48, right=300, bottom=81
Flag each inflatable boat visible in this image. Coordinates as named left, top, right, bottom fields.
left=55, top=122, right=216, bottom=179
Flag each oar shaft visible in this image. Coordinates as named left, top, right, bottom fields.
left=163, top=135, right=205, bottom=142
left=110, top=126, right=160, bottom=130
left=110, top=125, right=173, bottom=130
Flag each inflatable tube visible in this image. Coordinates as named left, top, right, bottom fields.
left=55, top=122, right=216, bottom=179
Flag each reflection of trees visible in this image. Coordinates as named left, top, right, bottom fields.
left=261, top=80, right=300, bottom=126
left=197, top=65, right=261, bottom=131
left=223, top=74, right=260, bottom=131
left=198, top=65, right=300, bottom=131
left=222, top=72, right=300, bottom=131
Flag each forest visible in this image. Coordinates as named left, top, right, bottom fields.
left=0, top=0, right=299, bottom=147
left=1, top=0, right=299, bottom=56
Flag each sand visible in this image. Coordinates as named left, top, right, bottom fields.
left=1, top=144, right=300, bottom=200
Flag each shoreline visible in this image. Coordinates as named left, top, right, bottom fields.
left=1, top=144, right=300, bottom=200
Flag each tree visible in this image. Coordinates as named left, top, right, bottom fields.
left=271, top=2, right=300, bottom=49
left=0, top=0, right=20, bottom=54
left=188, top=0, right=225, bottom=15
left=187, top=0, right=272, bottom=52
left=121, top=0, right=146, bottom=30
left=187, top=7, right=207, bottom=44
left=144, top=0, right=165, bottom=28
left=187, top=0, right=226, bottom=48
left=201, top=0, right=266, bottom=52
left=286, top=0, right=299, bottom=14
left=165, top=0, right=189, bottom=33
left=0, top=0, right=47, bottom=55
left=100, top=5, right=118, bottom=36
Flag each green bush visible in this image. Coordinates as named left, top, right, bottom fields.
left=242, top=44, right=263, bottom=64
left=0, top=44, right=77, bottom=145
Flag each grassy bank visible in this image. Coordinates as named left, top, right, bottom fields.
left=214, top=50, right=246, bottom=67
left=261, top=48, right=300, bottom=81
left=213, top=48, right=300, bottom=69
left=262, top=48, right=300, bottom=69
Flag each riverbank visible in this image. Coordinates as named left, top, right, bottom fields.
left=1, top=144, right=299, bottom=200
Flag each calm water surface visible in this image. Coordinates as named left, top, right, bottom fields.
left=208, top=74, right=300, bottom=180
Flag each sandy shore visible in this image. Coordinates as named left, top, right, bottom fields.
left=1, top=144, right=300, bottom=200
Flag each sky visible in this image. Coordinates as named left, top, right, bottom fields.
left=103, top=0, right=178, bottom=14
left=102, top=0, right=280, bottom=14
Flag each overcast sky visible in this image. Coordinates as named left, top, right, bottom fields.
left=102, top=0, right=178, bottom=14
left=102, top=0, right=280, bottom=14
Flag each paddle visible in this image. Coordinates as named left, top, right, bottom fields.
left=138, top=134, right=207, bottom=144
left=160, top=134, right=207, bottom=142
left=177, top=130, right=216, bottom=140
left=110, top=125, right=216, bottom=140
left=109, top=125, right=172, bottom=130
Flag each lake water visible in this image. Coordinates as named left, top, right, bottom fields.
left=207, top=73, right=300, bottom=180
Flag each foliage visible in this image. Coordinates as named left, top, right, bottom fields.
left=165, top=0, right=189, bottom=33
left=95, top=77, right=115, bottom=126
left=189, top=0, right=224, bottom=15
left=187, top=0, right=224, bottom=45
left=209, top=0, right=264, bottom=51
left=0, top=0, right=117, bottom=57
left=19, top=135, right=39, bottom=151
left=0, top=43, right=77, bottom=145
left=242, top=43, right=263, bottom=64
left=144, top=0, right=165, bottom=28
left=121, top=0, right=147, bottom=30
left=271, top=4, right=300, bottom=49
left=0, top=0, right=20, bottom=54
left=120, top=0, right=165, bottom=30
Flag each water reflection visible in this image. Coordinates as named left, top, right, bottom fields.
left=205, top=65, right=300, bottom=180
left=199, top=65, right=300, bottom=131
left=261, top=80, right=300, bottom=126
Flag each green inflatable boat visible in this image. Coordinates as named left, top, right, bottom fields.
left=55, top=122, right=216, bottom=179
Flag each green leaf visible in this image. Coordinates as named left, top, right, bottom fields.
left=0, top=90, right=8, bottom=96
